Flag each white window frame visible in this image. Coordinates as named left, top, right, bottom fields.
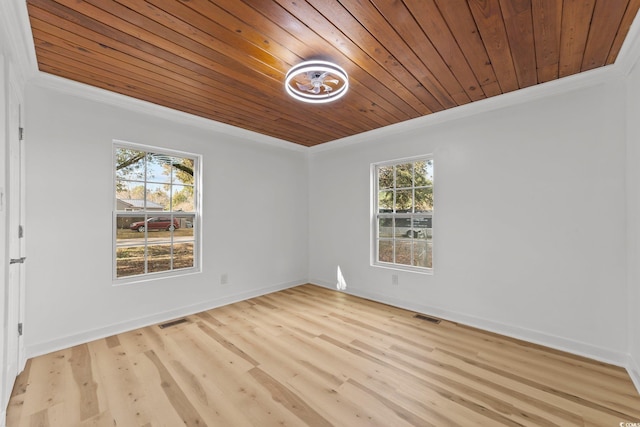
left=372, top=155, right=433, bottom=274
left=113, top=140, right=202, bottom=284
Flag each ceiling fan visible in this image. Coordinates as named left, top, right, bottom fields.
left=285, top=60, right=349, bottom=103
left=294, top=71, right=340, bottom=95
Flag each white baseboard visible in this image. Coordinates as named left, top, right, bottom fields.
left=26, top=279, right=305, bottom=359
left=310, top=280, right=629, bottom=369
left=628, top=353, right=640, bottom=395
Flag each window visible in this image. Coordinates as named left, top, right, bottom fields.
left=114, top=142, right=200, bottom=281
left=373, top=157, right=433, bottom=271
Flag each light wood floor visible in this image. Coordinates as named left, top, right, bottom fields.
left=7, top=284, right=640, bottom=426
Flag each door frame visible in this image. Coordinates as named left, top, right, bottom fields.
left=0, top=54, right=26, bottom=422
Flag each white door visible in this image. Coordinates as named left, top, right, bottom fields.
left=3, top=79, right=24, bottom=405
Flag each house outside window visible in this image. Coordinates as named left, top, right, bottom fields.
left=113, top=141, right=200, bottom=282
left=373, top=156, right=433, bottom=272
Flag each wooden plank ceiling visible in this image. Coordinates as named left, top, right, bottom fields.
left=27, top=0, right=640, bottom=147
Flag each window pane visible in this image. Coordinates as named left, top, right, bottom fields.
left=395, top=240, right=412, bottom=265
left=116, top=182, right=146, bottom=211
left=115, top=148, right=146, bottom=181
left=148, top=244, right=172, bottom=273
left=174, top=242, right=195, bottom=269
left=413, top=216, right=431, bottom=240
left=413, top=241, right=431, bottom=268
left=116, top=245, right=146, bottom=277
left=117, top=215, right=181, bottom=237
left=395, top=217, right=412, bottom=238
left=146, top=216, right=178, bottom=233
left=175, top=214, right=195, bottom=237
left=145, top=183, right=170, bottom=211
left=378, top=217, right=393, bottom=238
left=378, top=166, right=394, bottom=190
left=395, top=163, right=413, bottom=188
left=117, top=215, right=146, bottom=237
left=395, top=189, right=413, bottom=212
left=171, top=184, right=195, bottom=212
left=378, top=190, right=393, bottom=212
left=146, top=153, right=173, bottom=184
left=415, top=188, right=433, bottom=212
left=378, top=240, right=393, bottom=263
left=414, top=160, right=433, bottom=186
left=172, top=157, right=195, bottom=185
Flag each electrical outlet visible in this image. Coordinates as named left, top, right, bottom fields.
left=392, top=274, right=398, bottom=285
left=220, top=273, right=229, bottom=285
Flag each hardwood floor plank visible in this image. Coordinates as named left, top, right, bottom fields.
left=28, top=407, right=49, bottom=427
left=347, top=378, right=434, bottom=426
left=168, top=325, right=301, bottom=426
left=431, top=347, right=620, bottom=426
left=69, top=345, right=100, bottom=422
left=319, top=333, right=530, bottom=425
left=157, top=332, right=256, bottom=426
left=8, top=284, right=640, bottom=426
left=283, top=374, right=390, bottom=427
left=17, top=350, right=72, bottom=424
left=248, top=367, right=333, bottom=427
left=144, top=349, right=208, bottom=427
left=88, top=338, right=156, bottom=426
left=6, top=360, right=31, bottom=426
left=196, top=321, right=259, bottom=366
left=128, top=348, right=197, bottom=427
left=333, top=380, right=424, bottom=427
left=103, top=335, right=120, bottom=349
left=76, top=410, right=114, bottom=427
left=392, top=344, right=576, bottom=421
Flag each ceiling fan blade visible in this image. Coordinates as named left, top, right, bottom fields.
left=295, top=82, right=314, bottom=91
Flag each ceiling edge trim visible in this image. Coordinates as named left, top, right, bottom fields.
left=309, top=65, right=614, bottom=154
left=29, top=72, right=308, bottom=153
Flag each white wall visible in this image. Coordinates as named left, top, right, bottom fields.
left=627, top=45, right=640, bottom=389
left=24, top=81, right=309, bottom=357
left=309, top=75, right=629, bottom=365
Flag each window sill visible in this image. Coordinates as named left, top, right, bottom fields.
left=371, top=262, right=433, bottom=275
left=113, top=267, right=201, bottom=286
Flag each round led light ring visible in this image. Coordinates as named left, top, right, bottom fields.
left=285, top=61, right=349, bottom=103
left=285, top=60, right=349, bottom=104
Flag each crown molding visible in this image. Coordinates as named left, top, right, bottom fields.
left=31, top=73, right=307, bottom=153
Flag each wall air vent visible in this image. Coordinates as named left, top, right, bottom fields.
left=414, top=314, right=441, bottom=324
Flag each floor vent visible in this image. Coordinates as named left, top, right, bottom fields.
left=158, top=318, right=188, bottom=329
left=414, top=314, right=441, bottom=324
